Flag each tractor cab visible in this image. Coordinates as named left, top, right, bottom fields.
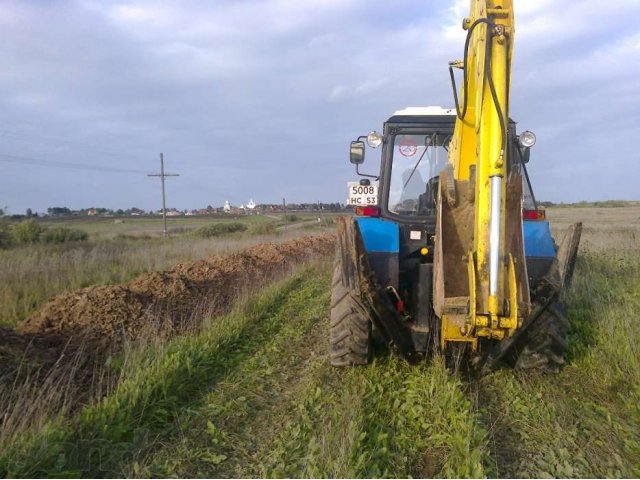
left=349, top=107, right=456, bottom=226
left=381, top=111, right=455, bottom=220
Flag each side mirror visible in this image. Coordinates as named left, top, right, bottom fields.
left=350, top=141, right=365, bottom=165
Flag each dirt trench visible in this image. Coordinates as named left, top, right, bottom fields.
left=1, top=234, right=335, bottom=389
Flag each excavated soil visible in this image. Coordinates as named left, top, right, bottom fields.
left=1, top=234, right=335, bottom=387
left=18, top=234, right=334, bottom=339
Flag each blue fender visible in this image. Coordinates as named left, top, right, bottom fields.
left=523, top=220, right=556, bottom=258
left=354, top=217, right=400, bottom=253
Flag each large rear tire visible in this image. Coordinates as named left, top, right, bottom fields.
left=514, top=302, right=569, bottom=373
left=330, top=259, right=371, bottom=367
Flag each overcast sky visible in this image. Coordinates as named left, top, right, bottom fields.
left=1, top=0, right=638, bottom=213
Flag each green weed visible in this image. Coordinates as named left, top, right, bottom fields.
left=6, top=219, right=89, bottom=247
left=265, top=357, right=487, bottom=478
left=248, top=222, right=278, bottom=235
left=192, top=222, right=247, bottom=238
left=9, top=220, right=44, bottom=245
left=40, top=227, right=89, bottom=244
left=133, top=266, right=331, bottom=478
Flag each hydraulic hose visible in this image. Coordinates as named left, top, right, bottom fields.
left=449, top=17, right=508, bottom=160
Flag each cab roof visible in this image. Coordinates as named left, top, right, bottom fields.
left=386, top=105, right=515, bottom=127
left=386, top=106, right=457, bottom=128
left=391, top=106, right=456, bottom=116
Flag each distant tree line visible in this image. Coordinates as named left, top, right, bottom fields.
left=539, top=200, right=636, bottom=208
left=1, top=202, right=352, bottom=219
left=48, top=207, right=73, bottom=216
left=259, top=202, right=348, bottom=212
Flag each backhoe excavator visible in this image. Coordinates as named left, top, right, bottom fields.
left=332, top=0, right=581, bottom=373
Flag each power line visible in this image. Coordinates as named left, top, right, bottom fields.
left=0, top=129, right=144, bottom=161
left=0, top=153, right=152, bottom=174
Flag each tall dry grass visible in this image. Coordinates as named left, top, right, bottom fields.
left=0, top=229, right=314, bottom=328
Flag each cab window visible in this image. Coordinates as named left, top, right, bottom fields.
left=387, top=133, right=451, bottom=216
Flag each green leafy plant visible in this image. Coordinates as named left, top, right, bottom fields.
left=193, top=222, right=247, bottom=238
left=0, top=219, right=12, bottom=249
left=249, top=222, right=277, bottom=235
left=10, top=220, right=44, bottom=245
left=41, top=227, right=89, bottom=244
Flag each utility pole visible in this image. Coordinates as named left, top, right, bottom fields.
left=147, top=153, right=179, bottom=238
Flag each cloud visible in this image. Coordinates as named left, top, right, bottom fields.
left=329, top=85, right=349, bottom=101
left=0, top=0, right=638, bottom=212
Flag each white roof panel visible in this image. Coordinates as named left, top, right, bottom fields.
left=392, top=106, right=456, bottom=116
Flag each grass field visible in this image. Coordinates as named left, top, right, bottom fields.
left=1, top=206, right=639, bottom=478
left=37, top=214, right=273, bottom=239
left=35, top=212, right=338, bottom=238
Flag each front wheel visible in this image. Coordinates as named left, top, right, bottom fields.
left=329, top=259, right=372, bottom=367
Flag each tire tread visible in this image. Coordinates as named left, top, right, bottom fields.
left=330, top=259, right=371, bottom=367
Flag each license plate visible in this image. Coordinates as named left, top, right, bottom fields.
left=347, top=182, right=378, bottom=206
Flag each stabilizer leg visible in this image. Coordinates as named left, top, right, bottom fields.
left=473, top=222, right=582, bottom=374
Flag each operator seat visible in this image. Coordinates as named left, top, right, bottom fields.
left=418, top=177, right=439, bottom=216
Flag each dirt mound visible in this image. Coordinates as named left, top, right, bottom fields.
left=17, top=234, right=335, bottom=342
left=19, top=286, right=147, bottom=339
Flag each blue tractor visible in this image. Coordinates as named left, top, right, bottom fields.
left=331, top=107, right=581, bottom=372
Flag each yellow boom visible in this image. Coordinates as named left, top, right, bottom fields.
left=435, top=0, right=529, bottom=349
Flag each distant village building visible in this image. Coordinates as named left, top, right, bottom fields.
left=246, top=199, right=256, bottom=210
left=223, top=200, right=231, bottom=213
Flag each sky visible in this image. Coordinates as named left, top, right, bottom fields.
left=0, top=0, right=639, bottom=213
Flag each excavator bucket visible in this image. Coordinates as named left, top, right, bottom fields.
left=434, top=173, right=531, bottom=346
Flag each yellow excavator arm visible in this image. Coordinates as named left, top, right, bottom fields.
left=436, top=0, right=528, bottom=349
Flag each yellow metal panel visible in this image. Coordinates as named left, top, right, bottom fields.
left=441, top=314, right=478, bottom=351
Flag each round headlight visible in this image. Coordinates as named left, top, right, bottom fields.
left=518, top=130, right=536, bottom=148
left=367, top=131, right=383, bottom=148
